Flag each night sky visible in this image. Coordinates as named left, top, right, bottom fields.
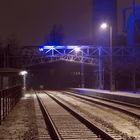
left=0, top=0, right=139, bottom=46
left=0, top=0, right=93, bottom=46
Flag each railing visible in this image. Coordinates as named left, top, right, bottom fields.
left=0, top=86, right=22, bottom=125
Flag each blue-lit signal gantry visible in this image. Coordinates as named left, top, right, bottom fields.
left=38, top=45, right=98, bottom=65
left=8, top=45, right=140, bottom=91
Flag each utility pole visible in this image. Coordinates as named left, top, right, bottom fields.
left=100, top=23, right=115, bottom=91
left=132, top=0, right=136, bottom=92
left=81, top=50, right=85, bottom=88
left=132, top=0, right=136, bottom=17
left=110, top=26, right=115, bottom=91
left=98, top=47, right=103, bottom=89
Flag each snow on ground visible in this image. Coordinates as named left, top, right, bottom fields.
left=0, top=92, right=38, bottom=139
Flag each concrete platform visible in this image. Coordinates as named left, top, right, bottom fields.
left=71, top=88, right=140, bottom=106
left=0, top=92, right=48, bottom=139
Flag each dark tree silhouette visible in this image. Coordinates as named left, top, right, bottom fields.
left=6, top=34, right=20, bottom=48
left=116, top=34, right=127, bottom=46
left=45, top=25, right=64, bottom=45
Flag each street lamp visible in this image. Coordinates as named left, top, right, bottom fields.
left=100, top=23, right=108, bottom=29
left=74, top=46, right=84, bottom=88
left=19, top=70, right=28, bottom=91
left=74, top=47, right=81, bottom=53
left=100, top=23, right=115, bottom=91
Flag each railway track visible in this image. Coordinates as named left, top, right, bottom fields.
left=35, top=91, right=122, bottom=140
left=46, top=90, right=140, bottom=139
left=34, top=93, right=52, bottom=139
left=62, top=90, right=140, bottom=119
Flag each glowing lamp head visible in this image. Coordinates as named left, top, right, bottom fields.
left=74, top=47, right=80, bottom=53
left=100, top=23, right=108, bottom=29
left=19, top=70, right=28, bottom=76
left=39, top=47, right=44, bottom=51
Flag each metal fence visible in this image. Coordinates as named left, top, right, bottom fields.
left=0, top=86, right=22, bottom=125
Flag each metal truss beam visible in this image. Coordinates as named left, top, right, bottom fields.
left=8, top=45, right=140, bottom=67
left=7, top=45, right=140, bottom=90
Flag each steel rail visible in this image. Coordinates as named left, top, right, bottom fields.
left=45, top=91, right=119, bottom=140
left=68, top=90, right=140, bottom=109
left=35, top=92, right=62, bottom=140
left=63, top=91, right=140, bottom=120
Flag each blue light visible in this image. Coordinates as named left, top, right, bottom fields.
left=67, top=46, right=79, bottom=49
left=74, top=47, right=81, bottom=53
left=40, top=45, right=83, bottom=50
left=43, top=46, right=55, bottom=50
left=39, top=47, right=44, bottom=51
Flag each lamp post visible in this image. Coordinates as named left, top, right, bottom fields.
left=81, top=50, right=84, bottom=88
left=74, top=47, right=84, bottom=88
left=98, top=47, right=103, bottom=89
left=100, top=23, right=115, bottom=91
left=19, top=70, right=28, bottom=91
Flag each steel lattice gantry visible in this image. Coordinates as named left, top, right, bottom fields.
left=8, top=45, right=140, bottom=90
left=8, top=45, right=140, bottom=67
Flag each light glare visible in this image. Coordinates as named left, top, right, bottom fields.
left=39, top=48, right=44, bottom=51
left=19, top=71, right=28, bottom=76
left=100, top=23, right=108, bottom=29
left=74, top=47, right=80, bottom=53
left=43, top=46, right=55, bottom=49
